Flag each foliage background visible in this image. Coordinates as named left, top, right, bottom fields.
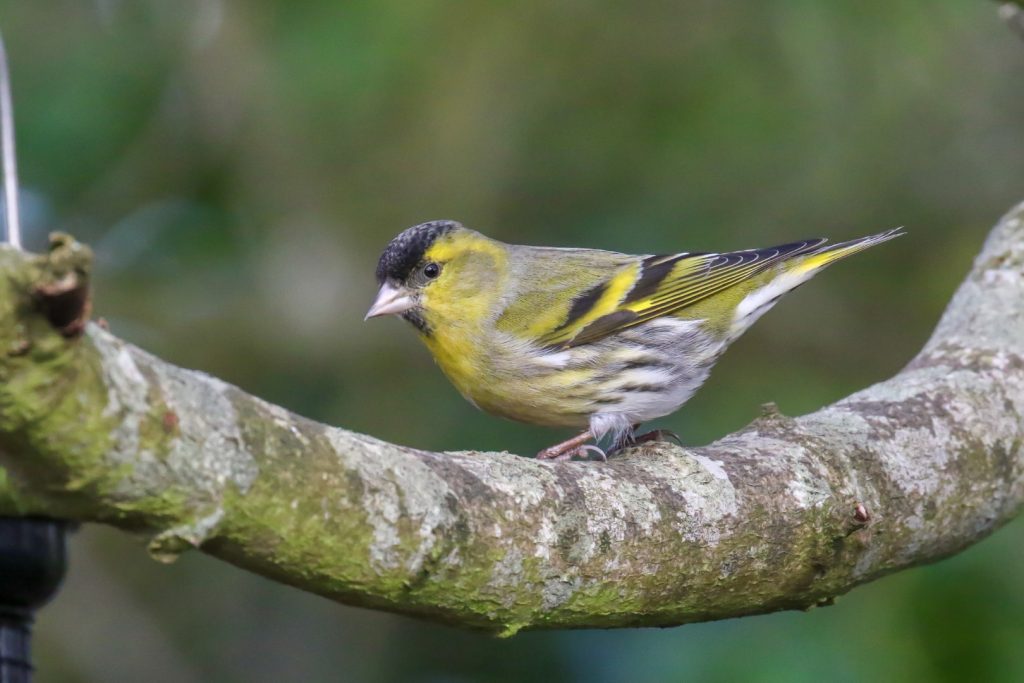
left=2, top=1, right=1021, bottom=681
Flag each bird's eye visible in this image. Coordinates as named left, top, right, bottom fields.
left=423, top=262, right=441, bottom=279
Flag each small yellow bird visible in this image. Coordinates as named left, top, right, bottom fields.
left=366, top=221, right=902, bottom=460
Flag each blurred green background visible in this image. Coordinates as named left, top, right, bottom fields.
left=3, top=0, right=1021, bottom=681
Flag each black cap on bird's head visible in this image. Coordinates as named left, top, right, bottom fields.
left=375, top=220, right=460, bottom=284
left=366, top=219, right=462, bottom=324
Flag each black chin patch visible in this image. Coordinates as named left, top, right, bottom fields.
left=402, top=308, right=431, bottom=335
left=375, top=220, right=459, bottom=284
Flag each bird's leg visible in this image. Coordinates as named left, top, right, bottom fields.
left=608, top=424, right=641, bottom=456
left=536, top=430, right=606, bottom=461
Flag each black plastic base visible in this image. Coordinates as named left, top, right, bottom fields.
left=0, top=517, right=69, bottom=683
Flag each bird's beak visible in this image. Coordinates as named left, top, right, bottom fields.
left=365, top=282, right=415, bottom=320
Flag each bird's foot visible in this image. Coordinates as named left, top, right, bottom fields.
left=633, top=428, right=682, bottom=446
left=609, top=428, right=682, bottom=455
left=536, top=431, right=607, bottom=461
left=535, top=427, right=678, bottom=461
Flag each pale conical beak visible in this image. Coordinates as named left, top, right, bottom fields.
left=365, top=282, right=415, bottom=320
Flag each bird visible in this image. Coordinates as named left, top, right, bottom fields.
left=365, top=220, right=902, bottom=460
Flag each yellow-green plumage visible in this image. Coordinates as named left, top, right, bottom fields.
left=367, top=220, right=902, bottom=452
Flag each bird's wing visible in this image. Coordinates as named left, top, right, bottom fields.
left=536, top=239, right=827, bottom=349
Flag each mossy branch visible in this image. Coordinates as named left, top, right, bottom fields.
left=0, top=203, right=1022, bottom=636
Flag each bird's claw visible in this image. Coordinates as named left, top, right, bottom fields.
left=537, top=443, right=607, bottom=462
left=609, top=428, right=683, bottom=455
left=634, top=429, right=682, bottom=446
left=578, top=444, right=607, bottom=461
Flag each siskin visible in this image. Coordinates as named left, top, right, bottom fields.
left=366, top=221, right=902, bottom=460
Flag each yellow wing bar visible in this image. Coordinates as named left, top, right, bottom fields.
left=539, top=238, right=826, bottom=348
left=540, top=228, right=902, bottom=349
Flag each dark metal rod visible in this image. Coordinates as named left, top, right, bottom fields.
left=0, top=613, right=32, bottom=683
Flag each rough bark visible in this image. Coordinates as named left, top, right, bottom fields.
left=0, top=203, right=1021, bottom=636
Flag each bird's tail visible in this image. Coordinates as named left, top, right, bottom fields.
left=793, top=227, right=904, bottom=275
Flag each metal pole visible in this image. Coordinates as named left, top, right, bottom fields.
left=0, top=30, right=20, bottom=249
left=0, top=26, right=70, bottom=683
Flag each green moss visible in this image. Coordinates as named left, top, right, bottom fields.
left=0, top=464, right=30, bottom=514
left=220, top=397, right=384, bottom=587
left=0, top=239, right=192, bottom=526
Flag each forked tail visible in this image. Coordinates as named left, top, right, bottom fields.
left=728, top=227, right=904, bottom=339
left=794, top=227, right=905, bottom=275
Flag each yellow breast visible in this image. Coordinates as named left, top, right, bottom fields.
left=421, top=324, right=598, bottom=428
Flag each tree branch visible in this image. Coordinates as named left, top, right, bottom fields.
left=0, top=203, right=1022, bottom=636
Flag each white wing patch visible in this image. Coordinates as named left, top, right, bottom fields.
left=731, top=269, right=814, bottom=337
left=641, top=317, right=707, bottom=335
